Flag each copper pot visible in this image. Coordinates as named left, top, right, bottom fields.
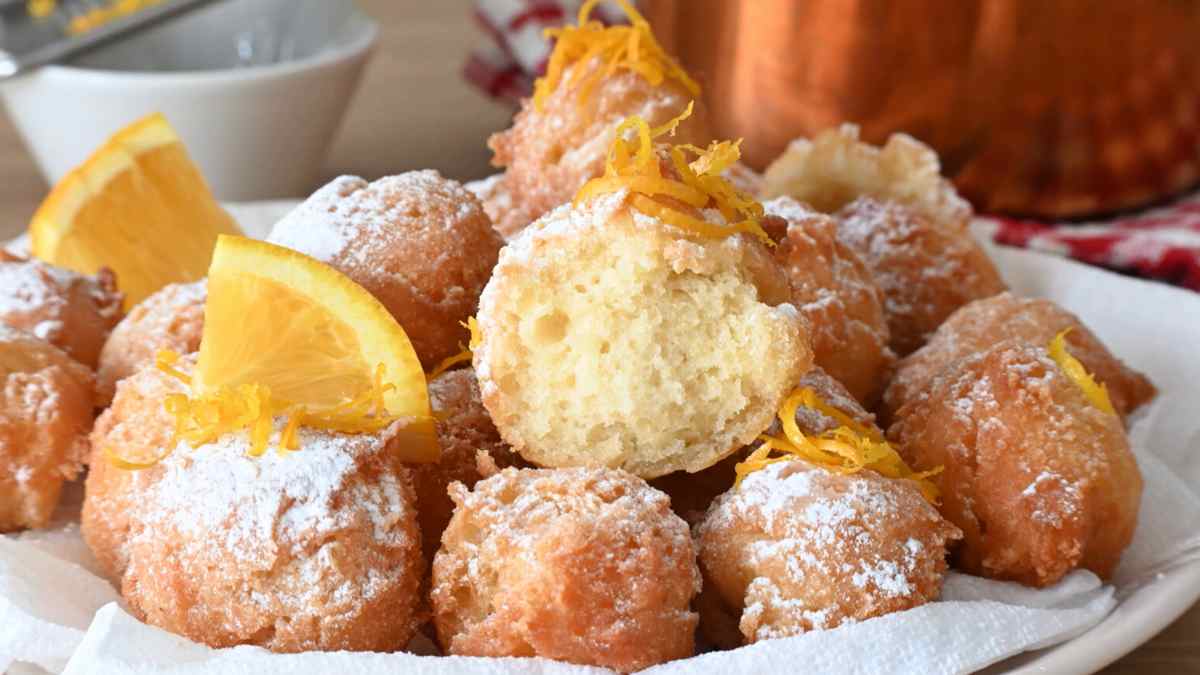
left=644, top=0, right=1200, bottom=218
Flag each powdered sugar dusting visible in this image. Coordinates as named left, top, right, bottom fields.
left=137, top=422, right=410, bottom=560
left=0, top=260, right=75, bottom=337
left=268, top=171, right=490, bottom=283
left=698, top=460, right=958, bottom=641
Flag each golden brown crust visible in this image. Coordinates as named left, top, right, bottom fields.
left=887, top=341, right=1141, bottom=586
left=414, top=367, right=523, bottom=562
left=83, top=361, right=179, bottom=581
left=837, top=197, right=1007, bottom=356
left=268, top=172, right=504, bottom=369
left=431, top=467, right=700, bottom=670
left=474, top=194, right=810, bottom=478
left=488, top=59, right=711, bottom=239
left=85, top=358, right=425, bottom=651
left=765, top=197, right=895, bottom=405
left=96, top=280, right=206, bottom=406
left=695, top=459, right=960, bottom=645
left=0, top=253, right=123, bottom=368
left=0, top=326, right=94, bottom=532
left=883, top=292, right=1156, bottom=424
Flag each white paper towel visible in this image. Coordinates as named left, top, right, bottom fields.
left=1, top=215, right=1197, bottom=675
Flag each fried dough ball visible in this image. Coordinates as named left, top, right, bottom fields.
left=431, top=466, right=700, bottom=671
left=0, top=326, right=93, bottom=532
left=652, top=366, right=876, bottom=523
left=764, top=197, right=894, bottom=405
left=884, top=292, right=1156, bottom=423
left=696, top=459, right=960, bottom=646
left=761, top=123, right=972, bottom=232
left=414, top=367, right=523, bottom=561
left=464, top=173, right=514, bottom=240
left=487, top=59, right=711, bottom=239
left=83, top=361, right=180, bottom=582
left=95, top=280, right=206, bottom=406
left=85, top=360, right=425, bottom=651
left=474, top=193, right=810, bottom=478
left=268, top=172, right=504, bottom=369
left=0, top=252, right=123, bottom=368
left=838, top=197, right=1007, bottom=356
left=887, top=341, right=1142, bottom=587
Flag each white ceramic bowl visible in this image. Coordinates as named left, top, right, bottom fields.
left=0, top=0, right=377, bottom=200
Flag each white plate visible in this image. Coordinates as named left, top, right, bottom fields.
left=220, top=202, right=1200, bottom=675
left=5, top=203, right=1199, bottom=674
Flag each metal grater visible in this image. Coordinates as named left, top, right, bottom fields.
left=0, top=0, right=218, bottom=77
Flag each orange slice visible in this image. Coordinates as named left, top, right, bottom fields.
left=194, top=235, right=438, bottom=462
left=29, top=113, right=241, bottom=309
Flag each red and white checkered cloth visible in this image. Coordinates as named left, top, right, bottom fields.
left=987, top=195, right=1200, bottom=291
left=463, top=0, right=624, bottom=102
left=464, top=1, right=1200, bottom=293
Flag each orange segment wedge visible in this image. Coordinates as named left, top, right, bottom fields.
left=29, top=113, right=241, bottom=309
left=196, top=235, right=439, bottom=462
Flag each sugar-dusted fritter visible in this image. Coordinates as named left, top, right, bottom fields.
left=0, top=325, right=94, bottom=532
left=761, top=123, right=972, bottom=233
left=696, top=459, right=960, bottom=645
left=431, top=466, right=700, bottom=671
left=888, top=340, right=1141, bottom=587
left=268, top=171, right=504, bottom=370
left=486, top=0, right=711, bottom=239
left=84, top=357, right=425, bottom=651
left=883, top=292, right=1156, bottom=423
left=0, top=251, right=123, bottom=368
left=96, top=280, right=206, bottom=406
left=838, top=197, right=1007, bottom=356
left=765, top=196, right=894, bottom=404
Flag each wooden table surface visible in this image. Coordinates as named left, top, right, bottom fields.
left=0, top=1, right=1195, bottom=672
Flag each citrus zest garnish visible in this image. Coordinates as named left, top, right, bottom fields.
left=104, top=350, right=409, bottom=470
left=734, top=387, right=942, bottom=503
left=103, top=444, right=171, bottom=471
left=154, top=349, right=191, bottom=385
left=427, top=317, right=484, bottom=379
left=533, top=0, right=699, bottom=112
left=575, top=104, right=773, bottom=246
left=64, top=0, right=163, bottom=35
left=27, top=0, right=55, bottom=19
left=1048, top=328, right=1116, bottom=416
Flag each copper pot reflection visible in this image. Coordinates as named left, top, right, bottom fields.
left=644, top=0, right=1200, bottom=218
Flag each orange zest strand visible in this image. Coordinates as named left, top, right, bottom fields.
left=574, top=103, right=773, bottom=246
left=102, top=444, right=173, bottom=471
left=426, top=317, right=483, bottom=379
left=734, top=387, right=942, bottom=503
left=63, top=0, right=164, bottom=35
left=533, top=0, right=699, bottom=111
left=154, top=349, right=191, bottom=385
left=105, top=350, right=409, bottom=470
left=27, top=0, right=55, bottom=19
left=1048, top=328, right=1117, bottom=416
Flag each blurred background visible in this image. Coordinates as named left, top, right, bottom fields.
left=0, top=0, right=512, bottom=229
left=0, top=0, right=1198, bottom=289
